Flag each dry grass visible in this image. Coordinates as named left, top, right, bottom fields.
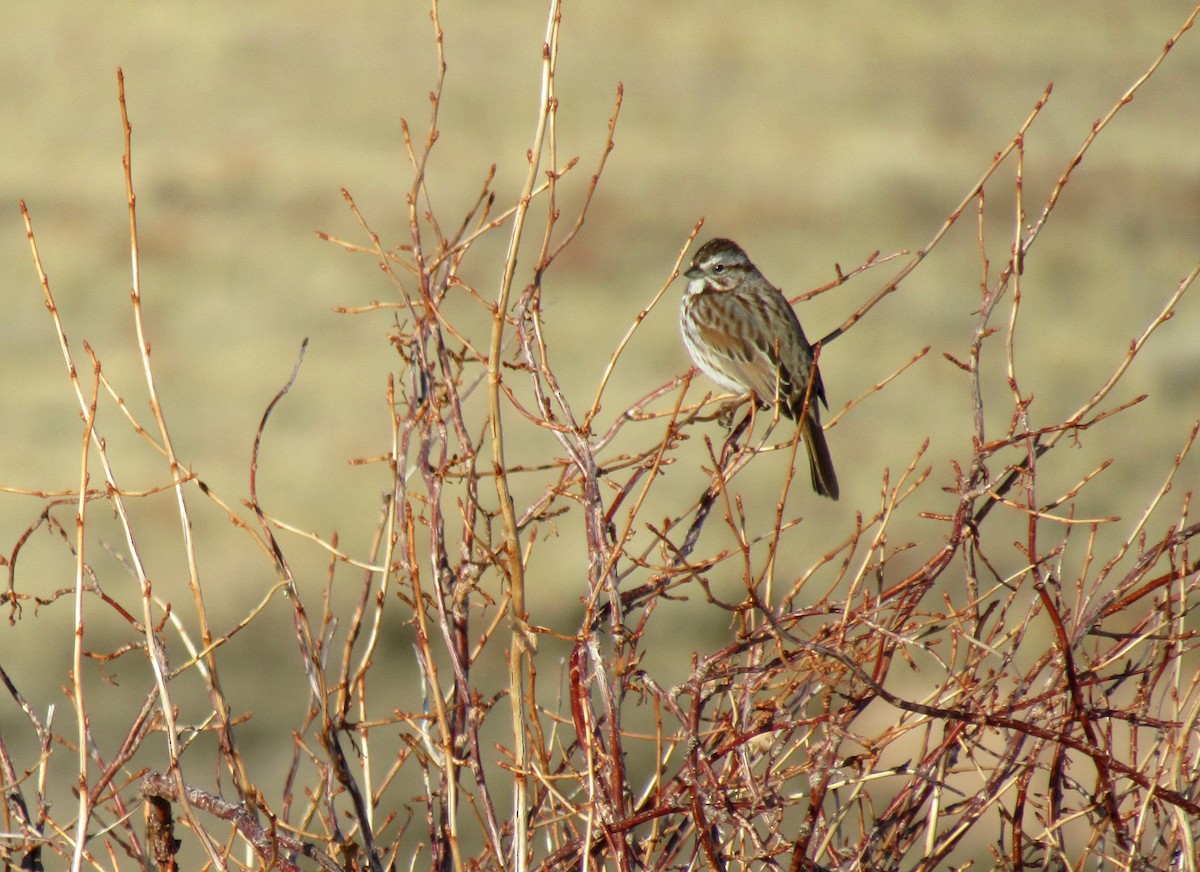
left=4, top=2, right=1200, bottom=870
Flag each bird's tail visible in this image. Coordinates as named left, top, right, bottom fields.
left=801, top=416, right=839, bottom=500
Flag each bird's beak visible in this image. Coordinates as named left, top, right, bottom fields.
left=684, top=266, right=702, bottom=280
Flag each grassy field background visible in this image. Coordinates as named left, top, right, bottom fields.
left=3, top=1, right=1199, bottom=864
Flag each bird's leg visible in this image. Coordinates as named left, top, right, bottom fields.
left=715, top=393, right=756, bottom=430
left=718, top=405, right=755, bottom=466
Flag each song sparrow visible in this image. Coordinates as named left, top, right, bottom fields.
left=680, top=237, right=839, bottom=500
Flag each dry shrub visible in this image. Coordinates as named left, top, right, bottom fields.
left=4, top=3, right=1200, bottom=871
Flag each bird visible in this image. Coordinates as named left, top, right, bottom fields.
left=680, top=237, right=839, bottom=500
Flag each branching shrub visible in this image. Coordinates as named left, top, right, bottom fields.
left=4, top=3, right=1200, bottom=871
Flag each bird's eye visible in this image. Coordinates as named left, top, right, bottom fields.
left=712, top=264, right=724, bottom=274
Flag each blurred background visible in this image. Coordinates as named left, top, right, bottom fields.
left=3, top=0, right=1199, bottom=862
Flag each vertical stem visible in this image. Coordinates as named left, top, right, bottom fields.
left=487, top=3, right=561, bottom=867
left=117, top=69, right=227, bottom=868
left=70, top=363, right=98, bottom=872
